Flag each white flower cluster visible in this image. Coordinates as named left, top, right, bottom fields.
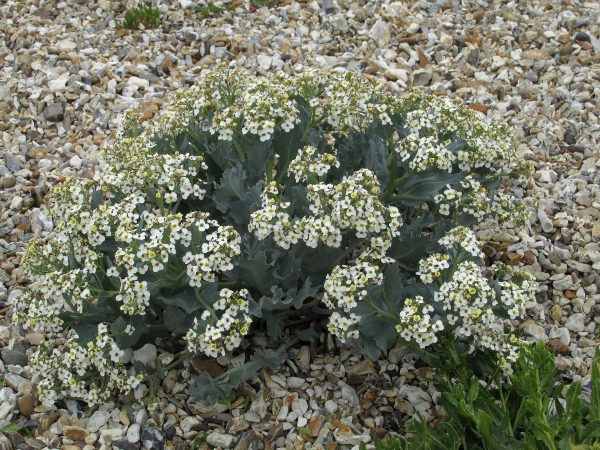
left=181, top=213, right=241, bottom=286
left=323, top=261, right=383, bottom=312
left=432, top=261, right=497, bottom=335
left=396, top=296, right=444, bottom=348
left=494, top=263, right=538, bottom=320
left=185, top=289, right=253, bottom=358
left=417, top=253, right=450, bottom=284
left=434, top=176, right=489, bottom=219
left=157, top=67, right=405, bottom=141
left=438, top=226, right=484, bottom=259
left=288, top=145, right=340, bottom=182
left=250, top=167, right=403, bottom=254
left=327, top=311, right=361, bottom=344
left=396, top=93, right=526, bottom=176
left=30, top=327, right=142, bottom=407
left=491, top=190, right=530, bottom=227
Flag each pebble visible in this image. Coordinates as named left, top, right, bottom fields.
left=126, top=423, right=141, bottom=444
left=565, top=313, right=586, bottom=332
left=206, top=432, right=236, bottom=449
left=140, top=427, right=164, bottom=450
left=87, top=410, right=110, bottom=433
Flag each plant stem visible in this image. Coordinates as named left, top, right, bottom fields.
left=140, top=351, right=192, bottom=382
left=194, top=288, right=218, bottom=321
left=381, top=172, right=414, bottom=201
left=330, top=238, right=364, bottom=267
left=363, top=296, right=400, bottom=323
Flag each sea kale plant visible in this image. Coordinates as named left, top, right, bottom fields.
left=14, top=67, right=537, bottom=406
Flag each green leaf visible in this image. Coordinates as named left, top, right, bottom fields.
left=169, top=290, right=202, bottom=314
left=70, top=322, right=100, bottom=346
left=468, top=379, right=480, bottom=404
left=590, top=347, right=600, bottom=421
left=189, top=432, right=207, bottom=450
left=388, top=232, right=434, bottom=271
left=395, top=170, right=464, bottom=205
left=164, top=305, right=186, bottom=333
left=1, top=423, right=31, bottom=437
left=364, top=134, right=390, bottom=188
left=475, top=410, right=494, bottom=444
left=227, top=182, right=262, bottom=226
left=236, top=239, right=279, bottom=295
left=242, top=138, right=273, bottom=178
left=213, top=163, right=248, bottom=212
left=190, top=371, right=232, bottom=403
left=90, top=189, right=104, bottom=209
left=357, top=313, right=397, bottom=358
left=295, top=328, right=319, bottom=342
left=251, top=348, right=287, bottom=370
left=298, top=427, right=311, bottom=436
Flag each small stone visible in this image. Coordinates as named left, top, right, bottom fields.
left=565, top=313, right=585, bottom=332
left=324, top=400, right=338, bottom=414
left=368, top=20, right=391, bottom=46
left=0, top=395, right=16, bottom=420
left=340, top=383, right=360, bottom=409
left=550, top=305, right=563, bottom=322
left=64, top=426, right=89, bottom=441
left=48, top=73, right=70, bottom=92
left=127, top=76, right=150, bottom=90
left=347, top=359, right=374, bottom=377
left=190, top=356, right=223, bottom=377
left=296, top=345, right=311, bottom=372
left=243, top=410, right=261, bottom=423
left=39, top=410, right=60, bottom=431
left=332, top=15, right=349, bottom=33
left=132, top=343, right=157, bottom=370
left=127, top=423, right=141, bottom=443
left=1, top=349, right=27, bottom=367
left=69, top=155, right=82, bottom=169
left=227, top=416, right=250, bottom=434
left=521, top=49, right=550, bottom=60
left=574, top=32, right=591, bottom=43
left=286, top=377, right=305, bottom=389
left=207, top=432, right=236, bottom=449
left=9, top=196, right=23, bottom=211
left=412, top=70, right=432, bottom=86
left=524, top=324, right=547, bottom=341
left=113, top=440, right=139, bottom=450
left=407, top=22, right=420, bottom=34
left=545, top=339, right=570, bottom=356
left=2, top=175, right=16, bottom=188
left=384, top=68, right=408, bottom=82
left=58, top=40, right=77, bottom=52
left=4, top=373, right=29, bottom=391
left=87, top=410, right=110, bottom=432
left=119, top=410, right=130, bottom=426
left=44, top=102, right=64, bottom=122
left=141, top=427, right=164, bottom=450
left=309, top=415, right=326, bottom=437
left=404, top=386, right=432, bottom=413
left=257, top=55, right=273, bottom=71
left=17, top=391, right=35, bottom=417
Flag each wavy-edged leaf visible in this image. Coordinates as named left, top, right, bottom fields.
left=395, top=170, right=464, bottom=205
left=213, top=162, right=247, bottom=212
left=388, top=233, right=434, bottom=272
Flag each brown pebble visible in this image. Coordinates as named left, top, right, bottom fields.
left=545, top=339, right=570, bottom=356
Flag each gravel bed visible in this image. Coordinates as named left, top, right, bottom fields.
left=0, top=0, right=599, bottom=448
